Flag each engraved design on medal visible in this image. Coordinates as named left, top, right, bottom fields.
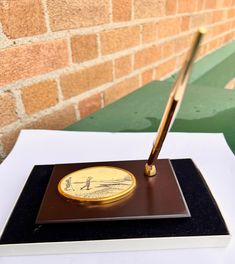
left=58, top=166, right=136, bottom=203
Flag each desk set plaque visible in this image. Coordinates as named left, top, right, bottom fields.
left=0, top=28, right=230, bottom=254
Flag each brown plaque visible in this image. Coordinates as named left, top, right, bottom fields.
left=36, top=159, right=190, bottom=224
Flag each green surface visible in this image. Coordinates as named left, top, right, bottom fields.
left=66, top=42, right=235, bottom=153
left=168, top=40, right=235, bottom=84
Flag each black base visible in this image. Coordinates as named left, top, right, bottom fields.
left=0, top=159, right=229, bottom=245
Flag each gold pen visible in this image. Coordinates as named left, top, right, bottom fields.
left=145, top=27, right=207, bottom=177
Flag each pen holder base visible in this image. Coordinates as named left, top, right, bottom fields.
left=0, top=159, right=230, bottom=255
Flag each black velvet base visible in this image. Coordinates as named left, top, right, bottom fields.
left=0, top=159, right=229, bottom=245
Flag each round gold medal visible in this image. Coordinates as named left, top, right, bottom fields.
left=58, top=166, right=136, bottom=204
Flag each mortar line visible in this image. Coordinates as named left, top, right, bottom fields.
left=0, top=33, right=233, bottom=136
left=41, top=0, right=51, bottom=33
left=66, top=37, right=73, bottom=66
left=111, top=58, right=116, bottom=80
left=54, top=77, right=64, bottom=103
left=140, top=24, right=144, bottom=45
left=0, top=32, right=233, bottom=98
left=97, top=32, right=102, bottom=58
left=109, top=0, right=113, bottom=22
left=131, top=0, right=134, bottom=20
left=0, top=15, right=232, bottom=53
left=131, top=52, right=135, bottom=72
left=11, top=89, right=26, bottom=120
left=1, top=20, right=234, bottom=93
left=0, top=6, right=234, bottom=49
left=100, top=92, right=105, bottom=108
left=74, top=103, right=81, bottom=121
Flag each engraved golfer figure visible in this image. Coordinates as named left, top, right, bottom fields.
left=64, top=177, right=74, bottom=191
left=80, top=176, right=93, bottom=190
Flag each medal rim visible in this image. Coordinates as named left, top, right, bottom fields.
left=58, top=166, right=136, bottom=204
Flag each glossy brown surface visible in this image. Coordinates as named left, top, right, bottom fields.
left=36, top=159, right=190, bottom=224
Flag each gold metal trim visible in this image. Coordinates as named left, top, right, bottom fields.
left=58, top=166, right=136, bottom=204
left=145, top=28, right=206, bottom=177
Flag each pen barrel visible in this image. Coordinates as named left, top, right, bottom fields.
left=146, top=29, right=205, bottom=168
left=173, top=28, right=205, bottom=102
left=147, top=98, right=178, bottom=165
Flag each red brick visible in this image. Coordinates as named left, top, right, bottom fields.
left=202, top=43, right=208, bottom=56
left=114, top=55, right=132, bottom=79
left=227, top=8, right=235, bottom=19
left=0, top=92, right=18, bottom=127
left=100, top=26, right=140, bottom=55
left=224, top=31, right=234, bottom=43
left=60, top=61, right=113, bottom=99
left=21, top=80, right=58, bottom=115
left=47, top=0, right=109, bottom=31
left=134, top=0, right=165, bottom=19
left=142, top=69, right=154, bottom=85
left=177, top=52, right=185, bottom=68
left=31, top=105, right=77, bottom=129
left=197, top=43, right=207, bottom=57
left=181, top=16, right=190, bottom=32
left=217, top=37, right=224, bottom=47
left=205, top=12, right=213, bottom=25
left=189, top=33, right=196, bottom=45
left=71, top=34, right=98, bottom=63
left=205, top=27, right=214, bottom=41
left=142, top=23, right=158, bottom=43
left=205, top=0, right=216, bottom=9
left=159, top=18, right=181, bottom=38
left=134, top=45, right=161, bottom=69
left=178, top=0, right=196, bottom=13
left=166, top=0, right=177, bottom=15
left=208, top=39, right=218, bottom=51
left=161, top=40, right=175, bottom=59
left=79, top=94, right=102, bottom=118
left=1, top=127, right=21, bottom=156
left=191, top=14, right=206, bottom=29
left=0, top=39, right=69, bottom=87
left=156, top=58, right=176, bottom=79
left=104, top=76, right=139, bottom=105
left=1, top=105, right=77, bottom=155
left=216, top=0, right=224, bottom=8
left=175, top=35, right=190, bottom=53
left=112, top=0, right=132, bottom=22
left=224, top=0, right=233, bottom=7
left=215, top=24, right=222, bottom=35
left=0, top=0, right=46, bottom=38
left=197, top=0, right=205, bottom=11
left=212, top=24, right=219, bottom=36
left=213, top=23, right=229, bottom=36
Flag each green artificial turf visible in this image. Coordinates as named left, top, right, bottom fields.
left=66, top=41, right=235, bottom=153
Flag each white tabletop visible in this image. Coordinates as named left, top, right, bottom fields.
left=0, top=130, right=235, bottom=263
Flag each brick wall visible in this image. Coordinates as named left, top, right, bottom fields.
left=0, top=0, right=234, bottom=159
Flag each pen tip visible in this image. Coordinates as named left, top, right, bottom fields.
left=199, top=27, right=207, bottom=34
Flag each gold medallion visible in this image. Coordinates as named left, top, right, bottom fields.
left=58, top=166, right=136, bottom=204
